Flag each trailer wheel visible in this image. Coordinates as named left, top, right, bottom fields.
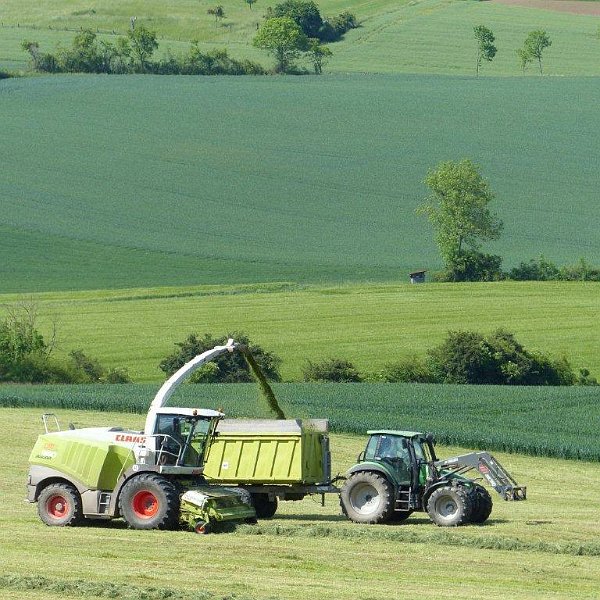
left=469, top=485, right=493, bottom=524
left=426, top=485, right=472, bottom=527
left=119, top=474, right=180, bottom=530
left=251, top=493, right=278, bottom=519
left=340, top=472, right=394, bottom=524
left=37, top=483, right=83, bottom=527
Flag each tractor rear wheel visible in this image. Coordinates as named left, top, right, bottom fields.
left=469, top=484, right=493, bottom=524
left=426, top=485, right=472, bottom=527
left=251, top=493, right=278, bottom=519
left=37, top=482, right=83, bottom=527
left=119, top=473, right=180, bottom=530
left=340, top=472, right=394, bottom=524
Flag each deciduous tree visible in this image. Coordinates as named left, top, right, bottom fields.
left=253, top=17, right=308, bottom=72
left=418, top=159, right=503, bottom=281
left=474, top=25, right=496, bottom=76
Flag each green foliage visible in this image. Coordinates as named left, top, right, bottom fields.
left=419, top=159, right=503, bottom=282
left=159, top=332, right=282, bottom=383
left=426, top=329, right=577, bottom=386
left=519, top=30, right=552, bottom=75
left=21, top=29, right=263, bottom=75
left=509, top=256, right=600, bottom=281
left=302, top=358, right=363, bottom=382
left=379, top=356, right=436, bottom=383
left=307, top=38, right=332, bottom=74
left=474, top=25, right=496, bottom=76
left=272, top=0, right=323, bottom=38
left=435, top=250, right=503, bottom=282
left=253, top=17, right=309, bottom=72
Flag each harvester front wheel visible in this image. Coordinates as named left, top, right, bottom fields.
left=469, top=484, right=493, bottom=524
left=426, top=485, right=472, bottom=527
left=340, top=472, right=394, bottom=524
left=37, top=483, right=83, bottom=527
left=119, top=474, right=180, bottom=530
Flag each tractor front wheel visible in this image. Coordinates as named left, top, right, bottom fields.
left=426, top=485, right=472, bottom=527
left=37, top=483, right=83, bottom=527
left=469, top=484, right=493, bottom=524
left=340, top=472, right=394, bottom=524
left=119, top=474, right=180, bottom=530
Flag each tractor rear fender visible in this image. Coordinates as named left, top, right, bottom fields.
left=346, top=463, right=397, bottom=487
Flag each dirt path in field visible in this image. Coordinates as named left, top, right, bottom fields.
left=491, top=0, right=600, bottom=15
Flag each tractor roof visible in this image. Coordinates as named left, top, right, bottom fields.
left=367, top=430, right=423, bottom=438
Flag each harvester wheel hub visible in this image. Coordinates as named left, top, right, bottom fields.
left=132, top=491, right=159, bottom=518
left=436, top=495, right=458, bottom=518
left=47, top=495, right=68, bottom=518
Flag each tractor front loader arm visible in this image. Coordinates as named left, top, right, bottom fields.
left=435, top=452, right=527, bottom=501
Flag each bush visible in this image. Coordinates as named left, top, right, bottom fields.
left=437, top=251, right=503, bottom=282
left=380, top=356, right=437, bottom=383
left=159, top=332, right=281, bottom=383
left=302, top=358, right=362, bottom=382
left=427, top=329, right=581, bottom=385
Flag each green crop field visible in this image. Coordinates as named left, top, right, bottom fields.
left=2, top=380, right=599, bottom=460
left=3, top=407, right=600, bottom=599
left=1, top=74, right=600, bottom=293
left=2, top=0, right=600, bottom=75
left=0, top=281, right=597, bottom=382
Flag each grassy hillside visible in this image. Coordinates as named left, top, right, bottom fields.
left=3, top=407, right=600, bottom=599
left=0, top=281, right=597, bottom=381
left=1, top=74, right=599, bottom=292
left=2, top=0, right=600, bottom=74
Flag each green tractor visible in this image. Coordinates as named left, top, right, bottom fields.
left=340, top=430, right=526, bottom=527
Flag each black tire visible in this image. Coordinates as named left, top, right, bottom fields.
left=194, top=520, right=211, bottom=534
left=119, top=473, right=180, bottom=530
left=426, top=485, right=472, bottom=527
left=469, top=484, right=493, bottom=524
left=389, top=510, right=413, bottom=523
left=340, top=472, right=394, bottom=524
left=37, top=482, right=83, bottom=527
left=251, top=493, right=278, bottom=519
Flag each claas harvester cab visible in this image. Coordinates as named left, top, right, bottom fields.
left=27, top=340, right=256, bottom=534
left=340, top=430, right=526, bottom=527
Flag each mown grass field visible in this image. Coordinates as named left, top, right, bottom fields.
left=1, top=74, right=600, bottom=292
left=0, top=280, right=597, bottom=382
left=2, top=379, right=600, bottom=460
left=2, top=0, right=600, bottom=75
left=3, top=407, right=600, bottom=599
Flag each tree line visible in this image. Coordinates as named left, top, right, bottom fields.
left=21, top=1, right=357, bottom=76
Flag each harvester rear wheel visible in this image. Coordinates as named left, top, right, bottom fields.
left=340, top=472, right=394, bottom=524
left=119, top=473, right=180, bottom=530
left=469, top=484, right=493, bottom=524
left=251, top=493, right=278, bottom=519
left=37, top=483, right=83, bottom=527
left=426, top=485, right=472, bottom=527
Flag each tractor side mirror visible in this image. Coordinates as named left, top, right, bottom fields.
left=357, top=451, right=365, bottom=462
left=426, top=432, right=436, bottom=446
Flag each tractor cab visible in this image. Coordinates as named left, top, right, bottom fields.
left=360, top=430, right=437, bottom=487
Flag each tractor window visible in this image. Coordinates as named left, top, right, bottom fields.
left=364, top=435, right=380, bottom=461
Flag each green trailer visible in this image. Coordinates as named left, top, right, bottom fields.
left=204, top=419, right=340, bottom=517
